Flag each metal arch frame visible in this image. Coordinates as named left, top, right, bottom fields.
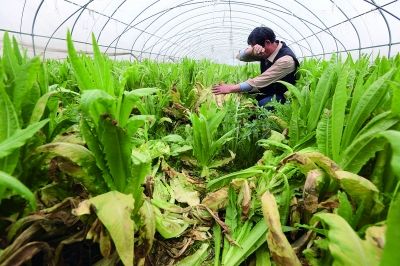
left=108, top=0, right=184, bottom=57
left=224, top=0, right=334, bottom=56
left=139, top=8, right=313, bottom=61
left=299, top=40, right=400, bottom=59
left=97, top=0, right=127, bottom=42
left=61, top=0, right=191, bottom=60
left=157, top=19, right=309, bottom=61
left=291, top=0, right=340, bottom=55
left=0, top=27, right=183, bottom=60
left=363, top=0, right=400, bottom=20
left=224, top=0, right=348, bottom=55
left=172, top=40, right=246, bottom=61
left=127, top=1, right=211, bottom=61
left=33, top=0, right=316, bottom=62
left=368, top=0, right=392, bottom=57
left=228, top=0, right=233, bottom=50
left=94, top=1, right=334, bottom=62
left=63, top=0, right=185, bottom=57
left=23, top=0, right=400, bottom=61
left=148, top=16, right=264, bottom=57
left=31, top=0, right=45, bottom=56
left=158, top=23, right=254, bottom=60
left=178, top=35, right=257, bottom=60
left=65, top=0, right=339, bottom=61
left=159, top=35, right=247, bottom=61
left=70, top=0, right=95, bottom=35
left=132, top=1, right=320, bottom=61
left=41, top=0, right=93, bottom=59
left=287, top=0, right=397, bottom=50
left=111, top=0, right=165, bottom=58
left=172, top=31, right=268, bottom=60
left=84, top=0, right=116, bottom=45
left=154, top=12, right=312, bottom=61
left=329, top=0, right=362, bottom=58
left=164, top=25, right=311, bottom=61
left=103, top=0, right=324, bottom=62
left=83, top=0, right=400, bottom=60
left=20, top=0, right=27, bottom=43
left=288, top=0, right=399, bottom=58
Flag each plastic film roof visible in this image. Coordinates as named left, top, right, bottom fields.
left=0, top=0, right=399, bottom=64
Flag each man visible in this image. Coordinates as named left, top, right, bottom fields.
left=212, top=27, right=299, bottom=106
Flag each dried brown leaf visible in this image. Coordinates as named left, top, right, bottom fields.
left=261, top=192, right=301, bottom=266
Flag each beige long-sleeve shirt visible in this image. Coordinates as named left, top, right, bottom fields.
left=237, top=42, right=296, bottom=92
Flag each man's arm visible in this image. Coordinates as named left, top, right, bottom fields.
left=236, top=46, right=263, bottom=62
left=245, top=55, right=296, bottom=90
left=212, top=55, right=295, bottom=95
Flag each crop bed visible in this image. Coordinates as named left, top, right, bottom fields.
left=0, top=32, right=399, bottom=265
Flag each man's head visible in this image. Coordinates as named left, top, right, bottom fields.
left=247, top=27, right=277, bottom=57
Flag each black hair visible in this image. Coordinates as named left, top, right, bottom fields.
left=247, top=27, right=276, bottom=46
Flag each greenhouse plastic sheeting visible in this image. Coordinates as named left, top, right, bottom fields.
left=0, top=0, right=399, bottom=64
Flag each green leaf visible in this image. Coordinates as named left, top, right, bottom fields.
left=335, top=171, right=380, bottom=208
left=331, top=64, right=349, bottom=161
left=0, top=86, right=20, bottom=173
left=213, top=224, right=222, bottom=266
left=12, top=36, right=23, bottom=65
left=170, top=175, right=199, bottom=206
left=153, top=206, right=189, bottom=238
left=342, top=69, right=394, bottom=148
left=127, top=150, right=151, bottom=213
left=36, top=142, right=107, bottom=195
left=73, top=191, right=134, bottom=266
left=348, top=58, right=369, bottom=116
left=314, top=213, right=380, bottom=266
left=0, top=119, right=49, bottom=158
left=80, top=118, right=115, bottom=191
left=381, top=186, right=400, bottom=265
left=207, top=166, right=263, bottom=191
left=307, top=63, right=335, bottom=132
left=340, top=112, right=398, bottom=173
left=316, top=110, right=332, bottom=158
left=67, top=30, right=93, bottom=91
left=138, top=199, right=156, bottom=257
left=391, top=83, right=400, bottom=116
left=98, top=116, right=132, bottom=191
left=125, top=115, right=153, bottom=136
left=125, top=88, right=158, bottom=97
left=30, top=89, right=79, bottom=124
left=0, top=170, right=36, bottom=210
left=279, top=175, right=292, bottom=226
left=91, top=33, right=113, bottom=95
left=335, top=191, right=353, bottom=225
left=80, top=89, right=115, bottom=126
left=279, top=81, right=304, bottom=106
left=289, top=101, right=300, bottom=145
left=37, top=61, right=48, bottom=95
left=226, top=220, right=268, bottom=266
left=379, top=130, right=400, bottom=177
left=162, top=134, right=185, bottom=143
left=256, top=244, right=271, bottom=266
left=12, top=57, right=41, bottom=120
left=2, top=32, right=19, bottom=81
left=176, top=243, right=209, bottom=266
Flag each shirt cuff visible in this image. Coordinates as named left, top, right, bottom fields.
left=239, top=82, right=253, bottom=92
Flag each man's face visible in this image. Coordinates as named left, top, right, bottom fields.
left=263, top=40, right=274, bottom=57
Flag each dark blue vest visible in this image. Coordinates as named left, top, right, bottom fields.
left=254, top=41, right=299, bottom=102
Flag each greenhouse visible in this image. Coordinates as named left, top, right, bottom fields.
left=0, top=0, right=399, bottom=265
